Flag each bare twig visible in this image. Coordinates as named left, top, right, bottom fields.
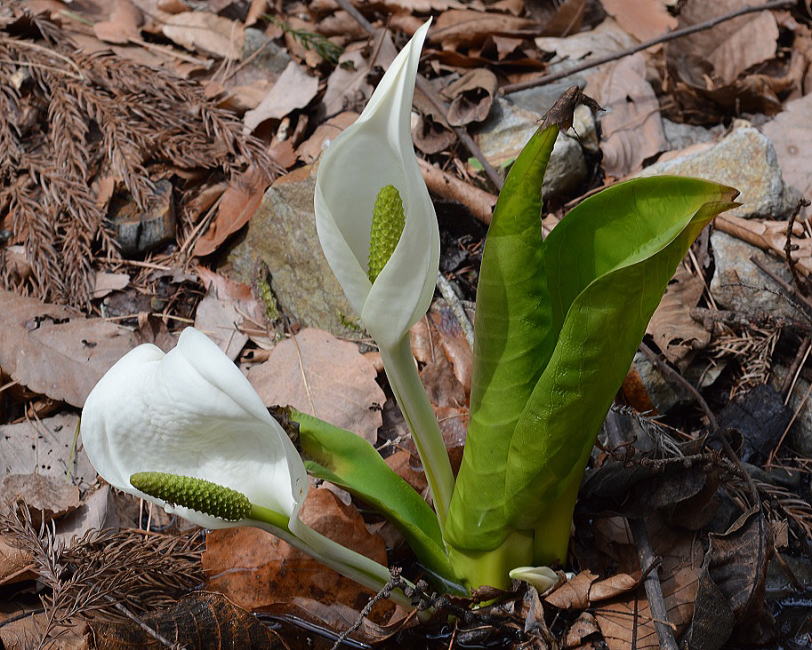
left=330, top=568, right=404, bottom=650
left=417, top=157, right=497, bottom=224
left=501, top=1, right=795, bottom=94
left=331, top=0, right=504, bottom=191
left=603, top=411, right=680, bottom=650
left=106, top=597, right=186, bottom=650
left=751, top=256, right=812, bottom=320
left=629, top=518, right=679, bottom=650
left=780, top=337, right=811, bottom=397
left=784, top=198, right=811, bottom=295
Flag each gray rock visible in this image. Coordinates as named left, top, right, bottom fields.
left=476, top=98, right=587, bottom=199
left=661, top=118, right=720, bottom=151
left=638, top=127, right=798, bottom=219
left=710, top=231, right=802, bottom=320
left=506, top=76, right=586, bottom=116
left=227, top=164, right=361, bottom=338
left=243, top=28, right=290, bottom=76
left=631, top=351, right=692, bottom=413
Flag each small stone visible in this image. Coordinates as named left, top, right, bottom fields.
left=475, top=98, right=587, bottom=199
left=638, top=127, right=799, bottom=219
left=226, top=165, right=361, bottom=338
left=242, top=28, right=290, bottom=76
left=110, top=179, right=175, bottom=256
left=505, top=77, right=587, bottom=116
left=710, top=231, right=800, bottom=320
left=661, top=118, right=721, bottom=151
left=631, top=351, right=692, bottom=413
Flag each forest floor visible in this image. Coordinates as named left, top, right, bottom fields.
left=0, top=0, right=811, bottom=648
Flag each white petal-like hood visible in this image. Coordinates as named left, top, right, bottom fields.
left=315, top=20, right=439, bottom=349
left=80, top=327, right=307, bottom=529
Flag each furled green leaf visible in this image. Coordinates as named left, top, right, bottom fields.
left=503, top=177, right=738, bottom=560
left=288, top=409, right=457, bottom=584
left=444, top=124, right=558, bottom=552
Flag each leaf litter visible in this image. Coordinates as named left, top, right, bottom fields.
left=1, top=0, right=812, bottom=647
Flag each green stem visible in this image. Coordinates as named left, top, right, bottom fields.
left=380, top=335, right=455, bottom=525
left=447, top=529, right=534, bottom=591
left=249, top=504, right=413, bottom=607
left=531, top=469, right=580, bottom=565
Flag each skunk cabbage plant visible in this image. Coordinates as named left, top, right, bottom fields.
left=81, top=21, right=738, bottom=602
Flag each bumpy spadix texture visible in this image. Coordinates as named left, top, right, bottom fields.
left=315, top=19, right=439, bottom=349
left=80, top=327, right=307, bottom=530
left=130, top=472, right=251, bottom=522
left=368, top=185, right=406, bottom=282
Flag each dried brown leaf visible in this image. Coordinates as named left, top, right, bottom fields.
left=668, top=0, right=779, bottom=85
left=384, top=449, right=428, bottom=495
left=297, top=111, right=358, bottom=164
left=92, top=271, right=130, bottom=299
left=600, top=0, right=676, bottom=42
left=544, top=570, right=599, bottom=610
left=587, top=52, right=666, bottom=177
left=193, top=269, right=260, bottom=360
left=162, top=11, right=244, bottom=59
left=1, top=474, right=80, bottom=525
left=762, top=92, right=812, bottom=204
left=92, top=0, right=143, bottom=44
left=443, top=68, right=498, bottom=126
left=203, top=487, right=388, bottom=612
left=0, top=290, right=138, bottom=407
left=0, top=414, right=95, bottom=487
left=247, top=328, right=385, bottom=443
left=593, top=567, right=699, bottom=650
left=0, top=534, right=36, bottom=586
left=94, top=592, right=282, bottom=649
left=322, top=33, right=397, bottom=118
left=431, top=9, right=542, bottom=49
left=646, top=266, right=710, bottom=365
left=194, top=166, right=269, bottom=257
left=542, top=0, right=587, bottom=37
left=244, top=61, right=319, bottom=132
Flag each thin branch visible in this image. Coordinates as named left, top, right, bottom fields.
left=106, top=597, right=187, bottom=650
left=332, top=0, right=504, bottom=191
left=501, top=0, right=795, bottom=94
left=751, top=256, right=812, bottom=320
left=629, top=518, right=680, bottom=650
left=603, top=411, right=680, bottom=650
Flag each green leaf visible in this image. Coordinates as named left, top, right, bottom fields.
left=444, top=124, right=559, bottom=552
left=289, top=409, right=457, bottom=584
left=502, top=177, right=738, bottom=556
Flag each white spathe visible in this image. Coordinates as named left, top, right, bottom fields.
left=80, top=327, right=307, bottom=529
left=315, top=20, right=439, bottom=350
